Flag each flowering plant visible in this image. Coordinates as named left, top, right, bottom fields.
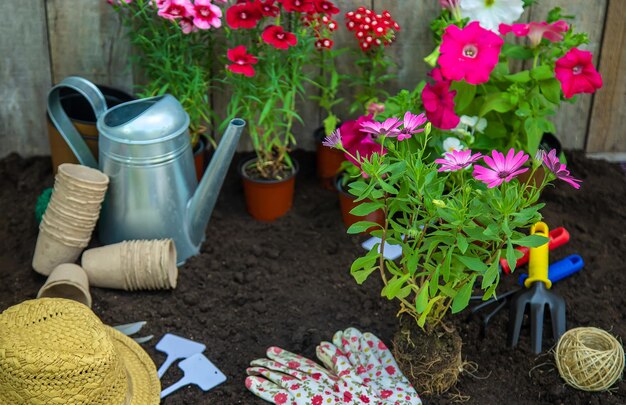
left=109, top=0, right=226, bottom=147
left=421, top=1, right=602, bottom=157
left=324, top=110, right=581, bottom=329
left=221, top=0, right=342, bottom=179
left=344, top=6, right=400, bottom=114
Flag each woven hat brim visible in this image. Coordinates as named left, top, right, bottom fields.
left=106, top=327, right=160, bottom=405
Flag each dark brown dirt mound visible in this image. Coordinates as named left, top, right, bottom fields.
left=0, top=150, right=624, bottom=404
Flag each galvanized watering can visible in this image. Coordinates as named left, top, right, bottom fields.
left=48, top=76, right=245, bottom=264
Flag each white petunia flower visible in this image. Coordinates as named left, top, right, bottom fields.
left=460, top=0, right=524, bottom=32
left=443, top=137, right=463, bottom=152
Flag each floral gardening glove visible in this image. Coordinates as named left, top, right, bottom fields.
left=328, top=328, right=421, bottom=405
left=245, top=346, right=380, bottom=405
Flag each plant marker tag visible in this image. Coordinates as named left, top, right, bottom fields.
left=361, top=236, right=402, bottom=260
left=156, top=333, right=206, bottom=378
left=160, top=353, right=227, bottom=399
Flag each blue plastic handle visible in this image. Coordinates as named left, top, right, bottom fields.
left=518, top=254, right=584, bottom=286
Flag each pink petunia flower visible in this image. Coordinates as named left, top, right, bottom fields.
left=422, top=81, right=460, bottom=130
left=360, top=117, right=401, bottom=137
left=261, top=25, right=298, bottom=49
left=157, top=0, right=194, bottom=20
left=192, top=0, right=222, bottom=29
left=226, top=46, right=258, bottom=77
left=397, top=112, right=427, bottom=141
left=555, top=48, right=603, bottom=99
left=538, top=149, right=582, bottom=189
left=439, top=21, right=504, bottom=85
left=499, top=20, right=569, bottom=47
left=473, top=148, right=529, bottom=188
left=339, top=115, right=386, bottom=174
left=435, top=149, right=482, bottom=172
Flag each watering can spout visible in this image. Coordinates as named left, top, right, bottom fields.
left=187, top=119, right=246, bottom=247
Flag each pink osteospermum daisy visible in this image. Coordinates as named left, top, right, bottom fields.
left=397, top=112, right=427, bottom=141
left=539, top=149, right=582, bottom=189
left=499, top=20, right=568, bottom=47
left=360, top=117, right=401, bottom=137
left=322, top=129, right=342, bottom=149
left=473, top=148, right=529, bottom=188
left=435, top=149, right=482, bottom=172
left=439, top=21, right=504, bottom=85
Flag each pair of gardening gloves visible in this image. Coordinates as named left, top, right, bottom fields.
left=245, top=327, right=421, bottom=404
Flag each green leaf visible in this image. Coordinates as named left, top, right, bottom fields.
left=451, top=276, right=476, bottom=314
left=505, top=242, right=519, bottom=273
left=457, top=234, right=468, bottom=254
left=479, top=93, right=514, bottom=117
left=451, top=81, right=476, bottom=112
left=347, top=221, right=381, bottom=234
left=505, top=71, right=531, bottom=83
left=415, top=282, right=429, bottom=314
left=352, top=267, right=377, bottom=284
left=382, top=274, right=410, bottom=299
left=524, top=117, right=543, bottom=153
left=481, top=252, right=501, bottom=289
left=539, top=78, right=562, bottom=104
left=439, top=284, right=457, bottom=298
left=512, top=234, right=549, bottom=248
left=417, top=297, right=443, bottom=328
left=530, top=65, right=554, bottom=81
left=350, top=201, right=383, bottom=216
left=502, top=43, right=534, bottom=60
left=456, top=255, right=489, bottom=273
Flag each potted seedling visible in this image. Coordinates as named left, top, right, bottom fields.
left=324, top=109, right=581, bottom=394
left=110, top=0, right=224, bottom=179
left=422, top=1, right=602, bottom=161
left=220, top=0, right=324, bottom=221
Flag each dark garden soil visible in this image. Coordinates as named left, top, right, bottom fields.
left=0, top=150, right=625, bottom=405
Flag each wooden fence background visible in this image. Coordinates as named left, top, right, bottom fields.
left=1, top=0, right=624, bottom=159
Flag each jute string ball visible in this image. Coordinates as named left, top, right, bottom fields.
left=555, top=327, right=624, bottom=391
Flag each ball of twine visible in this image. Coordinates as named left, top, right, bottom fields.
left=555, top=327, right=625, bottom=392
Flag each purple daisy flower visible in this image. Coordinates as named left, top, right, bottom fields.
left=322, top=129, right=342, bottom=149
left=435, top=149, right=482, bottom=172
left=473, top=148, right=529, bottom=188
left=540, top=149, right=582, bottom=189
left=397, top=112, right=428, bottom=141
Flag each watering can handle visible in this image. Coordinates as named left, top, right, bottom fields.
left=525, top=221, right=551, bottom=289
left=47, top=76, right=107, bottom=169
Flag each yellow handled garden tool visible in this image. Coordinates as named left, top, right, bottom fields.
left=508, top=222, right=567, bottom=354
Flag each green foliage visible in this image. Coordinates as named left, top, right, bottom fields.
left=350, top=46, right=398, bottom=115
left=346, top=118, right=555, bottom=330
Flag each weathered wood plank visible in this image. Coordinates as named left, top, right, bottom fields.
left=527, top=0, right=607, bottom=150
left=46, top=0, right=134, bottom=92
left=586, top=0, right=626, bottom=153
left=0, top=0, right=51, bottom=158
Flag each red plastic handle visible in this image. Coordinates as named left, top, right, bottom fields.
left=501, top=227, right=570, bottom=274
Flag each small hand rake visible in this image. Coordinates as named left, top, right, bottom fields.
left=508, top=222, right=566, bottom=354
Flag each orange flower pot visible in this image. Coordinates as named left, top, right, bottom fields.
left=240, top=157, right=298, bottom=222
left=316, top=141, right=345, bottom=191
left=336, top=177, right=385, bottom=232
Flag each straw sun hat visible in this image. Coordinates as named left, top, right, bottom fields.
left=0, top=298, right=160, bottom=404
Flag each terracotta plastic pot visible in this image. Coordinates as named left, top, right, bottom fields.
left=46, top=85, right=135, bottom=173
left=240, top=157, right=298, bottom=222
left=519, top=133, right=561, bottom=186
left=336, top=176, right=385, bottom=232
left=193, top=138, right=206, bottom=181
left=314, top=127, right=345, bottom=190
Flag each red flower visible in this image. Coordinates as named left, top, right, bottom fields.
left=227, top=46, right=258, bottom=77
left=262, top=25, right=298, bottom=49
left=385, top=365, right=396, bottom=375
left=343, top=391, right=353, bottom=402
left=314, top=0, right=339, bottom=15
left=274, top=392, right=288, bottom=404
left=555, top=48, right=603, bottom=99
left=315, top=38, right=334, bottom=50
left=345, top=7, right=399, bottom=52
left=279, top=0, right=314, bottom=13
left=339, top=115, right=386, bottom=174
left=359, top=394, right=371, bottom=403
left=258, top=0, right=280, bottom=17
left=421, top=81, right=460, bottom=130
left=312, top=395, right=323, bottom=405
left=287, top=360, right=301, bottom=369
left=380, top=389, right=393, bottom=398
left=226, top=1, right=262, bottom=29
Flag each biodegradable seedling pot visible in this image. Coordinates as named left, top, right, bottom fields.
left=47, top=85, right=134, bottom=173
left=37, top=263, right=92, bottom=307
left=239, top=157, right=298, bottom=222
left=336, top=176, right=385, bottom=232
left=32, top=228, right=85, bottom=276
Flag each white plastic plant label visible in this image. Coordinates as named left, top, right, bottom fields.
left=361, top=236, right=403, bottom=260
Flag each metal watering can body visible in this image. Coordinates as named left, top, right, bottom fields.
left=48, top=77, right=245, bottom=264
